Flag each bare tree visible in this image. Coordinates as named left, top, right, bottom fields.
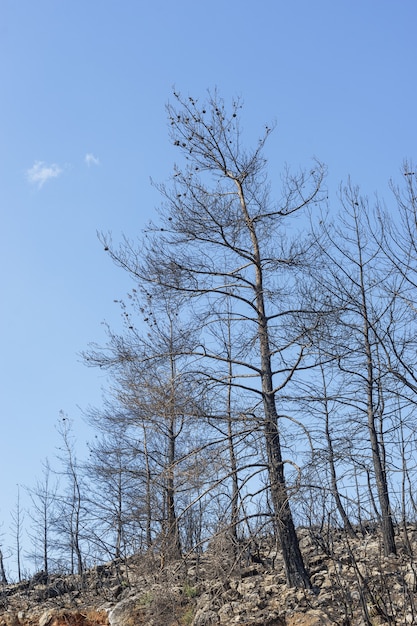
left=85, top=430, right=139, bottom=561
left=26, top=460, right=58, bottom=576
left=10, top=486, right=24, bottom=582
left=312, top=185, right=397, bottom=555
left=0, top=524, right=7, bottom=584
left=102, top=91, right=326, bottom=587
left=221, top=302, right=242, bottom=550
left=296, top=351, right=357, bottom=537
left=55, top=414, right=85, bottom=575
left=0, top=548, right=6, bottom=585
left=85, top=293, right=206, bottom=563
left=376, top=164, right=417, bottom=403
left=84, top=397, right=162, bottom=558
left=202, top=297, right=269, bottom=552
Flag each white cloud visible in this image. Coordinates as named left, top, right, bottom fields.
left=85, top=153, right=100, bottom=167
left=27, top=161, right=62, bottom=189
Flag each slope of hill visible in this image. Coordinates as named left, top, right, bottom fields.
left=1, top=526, right=417, bottom=625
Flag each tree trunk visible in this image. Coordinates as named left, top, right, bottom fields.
left=360, top=256, right=396, bottom=556
left=226, top=310, right=239, bottom=551
left=263, top=393, right=311, bottom=587
left=165, top=422, right=182, bottom=560
left=236, top=176, right=311, bottom=588
left=0, top=549, right=7, bottom=584
left=165, top=349, right=182, bottom=561
left=256, top=273, right=310, bottom=587
left=320, top=362, right=356, bottom=538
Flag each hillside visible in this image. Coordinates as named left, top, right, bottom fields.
left=1, top=525, right=417, bottom=626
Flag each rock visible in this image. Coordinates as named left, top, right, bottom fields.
left=192, top=608, right=219, bottom=626
left=38, top=610, right=109, bottom=626
left=404, top=564, right=417, bottom=591
left=0, top=613, right=21, bottom=626
left=107, top=597, right=140, bottom=626
left=39, top=610, right=55, bottom=626
left=217, top=601, right=241, bottom=623
left=286, top=610, right=333, bottom=625
left=310, top=570, right=327, bottom=587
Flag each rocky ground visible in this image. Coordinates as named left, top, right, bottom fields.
left=1, top=525, right=417, bottom=625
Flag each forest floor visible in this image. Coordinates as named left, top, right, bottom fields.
left=1, top=525, right=417, bottom=625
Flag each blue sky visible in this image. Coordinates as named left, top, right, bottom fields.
left=0, top=0, right=416, bottom=575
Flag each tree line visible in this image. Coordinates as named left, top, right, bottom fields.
left=2, top=91, right=417, bottom=588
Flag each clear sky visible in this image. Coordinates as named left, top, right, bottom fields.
left=1, top=0, right=416, bottom=575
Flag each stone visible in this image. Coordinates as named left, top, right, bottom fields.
left=39, top=610, right=55, bottom=626
left=108, top=596, right=142, bottom=626
left=286, top=610, right=333, bottom=625
left=192, top=608, right=219, bottom=626
left=38, top=610, right=109, bottom=626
